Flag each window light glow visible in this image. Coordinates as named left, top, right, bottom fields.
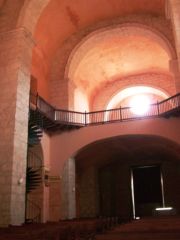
left=106, top=86, right=169, bottom=111
left=104, top=86, right=169, bottom=121
left=130, top=95, right=150, bottom=115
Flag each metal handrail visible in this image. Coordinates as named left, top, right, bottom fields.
left=30, top=93, right=180, bottom=126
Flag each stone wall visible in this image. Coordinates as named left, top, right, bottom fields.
left=0, top=28, right=33, bottom=226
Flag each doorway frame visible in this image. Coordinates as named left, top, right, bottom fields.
left=130, top=164, right=165, bottom=219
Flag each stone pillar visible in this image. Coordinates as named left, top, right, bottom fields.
left=0, top=28, right=34, bottom=226
left=169, top=59, right=180, bottom=92
left=168, top=0, right=180, bottom=91
left=61, top=157, right=76, bottom=219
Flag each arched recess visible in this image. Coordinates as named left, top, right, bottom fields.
left=92, top=73, right=176, bottom=110
left=75, top=134, right=180, bottom=218
left=65, top=23, right=176, bottom=111
left=55, top=128, right=180, bottom=220
left=66, top=23, right=176, bottom=78
left=105, top=86, right=170, bottom=110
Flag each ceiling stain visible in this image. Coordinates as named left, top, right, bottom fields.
left=66, top=6, right=80, bottom=29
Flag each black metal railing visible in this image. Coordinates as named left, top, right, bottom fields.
left=158, top=93, right=180, bottom=114
left=30, top=93, right=180, bottom=126
left=37, top=96, right=56, bottom=121
left=55, top=108, right=85, bottom=125
left=86, top=103, right=159, bottom=125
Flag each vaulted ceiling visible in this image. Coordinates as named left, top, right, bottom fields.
left=34, top=0, right=165, bottom=64
left=70, top=31, right=169, bottom=95
left=32, top=0, right=172, bottom=107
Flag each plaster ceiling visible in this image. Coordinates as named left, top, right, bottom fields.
left=34, top=0, right=167, bottom=101
left=71, top=34, right=169, bottom=95
left=34, top=0, right=165, bottom=67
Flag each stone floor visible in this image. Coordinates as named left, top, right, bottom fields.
left=96, top=216, right=180, bottom=240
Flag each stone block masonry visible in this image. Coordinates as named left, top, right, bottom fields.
left=0, top=28, right=34, bottom=226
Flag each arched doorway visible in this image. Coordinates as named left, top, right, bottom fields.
left=75, top=135, right=180, bottom=220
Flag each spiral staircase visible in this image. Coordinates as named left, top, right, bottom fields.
left=25, top=107, right=43, bottom=223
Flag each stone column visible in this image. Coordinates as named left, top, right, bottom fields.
left=168, top=0, right=180, bottom=91
left=61, top=157, right=76, bottom=219
left=169, top=59, right=180, bottom=92
left=0, top=28, right=34, bottom=226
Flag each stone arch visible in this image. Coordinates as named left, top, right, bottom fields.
left=49, top=117, right=180, bottom=221
left=57, top=124, right=180, bottom=220
left=92, top=73, right=176, bottom=110
left=75, top=134, right=180, bottom=159
left=74, top=133, right=180, bottom=218
left=16, top=0, right=50, bottom=35
left=105, top=86, right=170, bottom=110
left=50, top=118, right=180, bottom=174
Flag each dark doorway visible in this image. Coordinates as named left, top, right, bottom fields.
left=132, top=165, right=164, bottom=218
